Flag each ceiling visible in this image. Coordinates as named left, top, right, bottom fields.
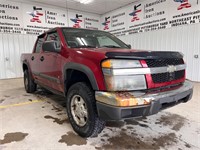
left=11, top=0, right=138, bottom=15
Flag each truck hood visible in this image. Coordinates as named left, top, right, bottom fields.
left=73, top=48, right=183, bottom=60
left=105, top=50, right=183, bottom=59
left=74, top=48, right=142, bottom=54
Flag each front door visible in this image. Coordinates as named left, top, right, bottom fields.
left=39, top=31, right=63, bottom=92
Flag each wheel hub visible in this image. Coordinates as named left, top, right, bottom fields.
left=71, top=95, right=88, bottom=127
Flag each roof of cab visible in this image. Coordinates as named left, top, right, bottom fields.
left=38, top=27, right=105, bottom=38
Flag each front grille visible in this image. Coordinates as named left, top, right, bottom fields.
left=146, top=58, right=184, bottom=67
left=145, top=58, right=185, bottom=83
left=151, top=70, right=185, bottom=83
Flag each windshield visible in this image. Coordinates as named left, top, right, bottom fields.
left=62, top=28, right=129, bottom=49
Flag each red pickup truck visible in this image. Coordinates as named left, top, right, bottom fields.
left=21, top=27, right=193, bottom=137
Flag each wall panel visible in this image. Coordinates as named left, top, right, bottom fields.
left=0, top=34, right=37, bottom=79
left=0, top=34, right=6, bottom=79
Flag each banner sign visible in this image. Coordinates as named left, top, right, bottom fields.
left=22, top=3, right=68, bottom=35
left=101, top=0, right=200, bottom=36
left=0, top=0, right=100, bottom=35
left=0, top=0, right=23, bottom=34
left=1, top=0, right=198, bottom=36
left=68, top=10, right=100, bottom=30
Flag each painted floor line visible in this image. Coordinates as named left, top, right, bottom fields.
left=0, top=100, right=45, bottom=109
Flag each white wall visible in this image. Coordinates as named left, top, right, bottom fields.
left=0, top=34, right=37, bottom=79
left=119, top=23, right=200, bottom=82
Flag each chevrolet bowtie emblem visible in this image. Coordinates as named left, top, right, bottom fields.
left=167, top=65, right=177, bottom=73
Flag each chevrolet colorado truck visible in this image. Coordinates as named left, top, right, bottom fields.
left=21, top=27, right=193, bottom=137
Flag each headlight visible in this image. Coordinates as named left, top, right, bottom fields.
left=101, top=59, right=147, bottom=91
left=104, top=75, right=147, bottom=91
left=102, top=59, right=141, bottom=68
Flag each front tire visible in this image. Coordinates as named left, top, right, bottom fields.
left=24, top=70, right=37, bottom=93
left=66, top=82, right=105, bottom=137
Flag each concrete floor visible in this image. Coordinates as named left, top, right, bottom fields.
left=0, top=78, right=199, bottom=150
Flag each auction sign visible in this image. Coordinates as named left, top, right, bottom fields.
left=101, top=7, right=127, bottom=36
left=0, top=0, right=100, bottom=35
left=68, top=10, right=100, bottom=30
left=101, top=0, right=200, bottom=36
left=0, top=0, right=23, bottom=34
left=22, top=3, right=68, bottom=35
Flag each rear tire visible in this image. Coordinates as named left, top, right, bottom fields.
left=66, top=82, right=105, bottom=137
left=24, top=70, right=37, bottom=93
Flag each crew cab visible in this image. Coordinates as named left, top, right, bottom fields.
left=21, top=27, right=193, bottom=137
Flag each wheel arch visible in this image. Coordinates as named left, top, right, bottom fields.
left=63, top=63, right=99, bottom=94
left=22, top=61, right=30, bottom=72
left=22, top=61, right=34, bottom=80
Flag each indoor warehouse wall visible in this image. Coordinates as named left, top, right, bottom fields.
left=0, top=34, right=37, bottom=79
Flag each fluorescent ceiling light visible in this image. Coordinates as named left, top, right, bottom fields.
left=75, top=0, right=94, bottom=4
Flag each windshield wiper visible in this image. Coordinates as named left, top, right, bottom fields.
left=101, top=45, right=121, bottom=48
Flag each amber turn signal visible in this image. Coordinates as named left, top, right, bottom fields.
left=101, top=60, right=111, bottom=68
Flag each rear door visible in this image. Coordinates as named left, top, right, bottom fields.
left=31, top=34, right=45, bottom=81
left=38, top=31, right=63, bottom=92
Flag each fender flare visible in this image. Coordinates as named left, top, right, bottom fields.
left=22, top=61, right=30, bottom=72
left=22, top=61, right=35, bottom=79
left=63, top=62, right=99, bottom=91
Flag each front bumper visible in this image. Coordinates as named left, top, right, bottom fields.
left=95, top=80, right=193, bottom=121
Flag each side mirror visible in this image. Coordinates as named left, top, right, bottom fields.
left=127, top=44, right=131, bottom=49
left=42, top=41, right=61, bottom=53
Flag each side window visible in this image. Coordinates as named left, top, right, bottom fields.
left=46, top=32, right=61, bottom=49
left=35, top=37, right=45, bottom=53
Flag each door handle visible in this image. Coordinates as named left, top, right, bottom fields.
left=40, top=56, right=44, bottom=61
left=31, top=56, right=34, bottom=61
